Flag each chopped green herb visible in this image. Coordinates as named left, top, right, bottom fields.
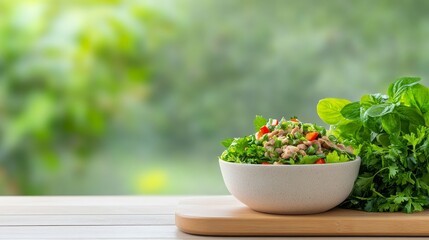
left=317, top=76, right=429, bottom=213
left=221, top=116, right=355, bottom=165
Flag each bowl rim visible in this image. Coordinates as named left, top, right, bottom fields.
left=219, top=156, right=361, bottom=167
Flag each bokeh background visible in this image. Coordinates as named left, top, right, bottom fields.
left=1, top=0, right=429, bottom=195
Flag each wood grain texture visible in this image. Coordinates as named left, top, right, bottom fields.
left=0, top=226, right=189, bottom=239
left=0, top=196, right=189, bottom=215
left=0, top=214, right=173, bottom=226
left=0, top=195, right=425, bottom=239
left=0, top=225, right=418, bottom=240
left=0, top=196, right=188, bottom=205
left=175, top=196, right=429, bottom=236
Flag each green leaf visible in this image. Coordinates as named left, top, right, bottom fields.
left=360, top=94, right=388, bottom=109
left=341, top=102, right=361, bottom=120
left=321, top=77, right=429, bottom=213
left=326, top=151, right=340, bottom=163
left=381, top=113, right=401, bottom=134
left=354, top=174, right=374, bottom=196
left=317, top=98, right=351, bottom=125
left=366, top=104, right=395, bottom=118
left=424, top=112, right=429, bottom=126
left=221, top=138, right=234, bottom=148
left=376, top=133, right=390, bottom=147
left=387, top=77, right=421, bottom=102
left=234, top=137, right=250, bottom=152
left=361, top=110, right=382, bottom=133
left=418, top=136, right=429, bottom=158
left=403, top=200, right=424, bottom=213
left=220, top=134, right=267, bottom=163
left=393, top=195, right=408, bottom=204
left=253, top=115, right=267, bottom=132
left=412, top=202, right=424, bottom=212
left=403, top=130, right=425, bottom=148
left=301, top=155, right=324, bottom=164
left=396, top=105, right=425, bottom=126
left=403, top=84, right=429, bottom=114
left=388, top=165, right=399, bottom=179
left=336, top=120, right=362, bottom=139
left=405, top=201, right=413, bottom=213
left=397, top=172, right=416, bottom=185
left=326, top=151, right=349, bottom=163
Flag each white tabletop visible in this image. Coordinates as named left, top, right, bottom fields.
left=0, top=196, right=425, bottom=239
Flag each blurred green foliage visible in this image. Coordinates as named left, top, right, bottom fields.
left=1, top=0, right=429, bottom=194
left=0, top=0, right=171, bottom=194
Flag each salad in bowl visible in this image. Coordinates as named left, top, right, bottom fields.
left=219, top=115, right=361, bottom=214
left=221, top=116, right=355, bottom=165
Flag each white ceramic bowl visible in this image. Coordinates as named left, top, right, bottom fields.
left=219, top=157, right=361, bottom=214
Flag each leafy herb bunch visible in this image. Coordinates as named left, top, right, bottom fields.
left=317, top=77, right=429, bottom=213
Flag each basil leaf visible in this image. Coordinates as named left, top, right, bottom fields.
left=387, top=76, right=420, bottom=102
left=376, top=133, right=390, bottom=147
left=341, top=102, right=360, bottom=120
left=317, top=98, right=351, bottom=125
left=403, top=84, right=429, bottom=114
left=366, top=103, right=395, bottom=118
left=361, top=109, right=382, bottom=133
left=336, top=120, right=362, bottom=139
left=381, top=113, right=401, bottom=134
left=396, top=105, right=425, bottom=126
left=360, top=94, right=388, bottom=109
left=424, top=112, right=429, bottom=126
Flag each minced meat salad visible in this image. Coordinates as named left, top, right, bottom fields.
left=220, top=115, right=355, bottom=164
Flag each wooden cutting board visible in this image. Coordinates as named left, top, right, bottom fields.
left=175, top=196, right=429, bottom=236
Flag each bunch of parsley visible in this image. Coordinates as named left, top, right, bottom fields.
left=317, top=77, right=429, bottom=213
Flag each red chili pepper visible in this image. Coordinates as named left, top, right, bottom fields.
left=271, top=119, right=278, bottom=126
left=305, top=132, right=319, bottom=141
left=259, top=125, right=270, bottom=134
left=315, top=158, right=326, bottom=164
left=262, top=162, right=270, bottom=165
